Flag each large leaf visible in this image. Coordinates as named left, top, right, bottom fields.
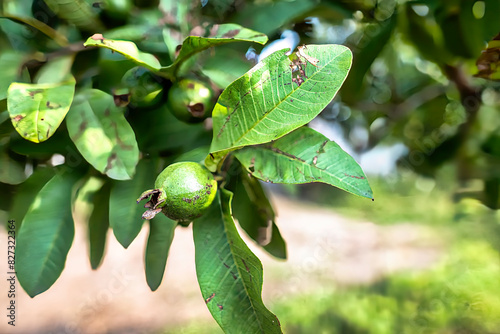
left=16, top=169, right=81, bottom=297
left=234, top=126, right=373, bottom=199
left=206, top=44, right=352, bottom=171
left=193, top=189, right=282, bottom=333
left=83, top=35, right=161, bottom=72
left=230, top=167, right=286, bottom=259
left=109, top=159, right=157, bottom=248
left=160, top=23, right=268, bottom=79
left=7, top=77, right=76, bottom=143
left=66, top=89, right=139, bottom=180
left=145, top=215, right=177, bottom=291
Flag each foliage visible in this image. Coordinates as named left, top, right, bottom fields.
left=1, top=0, right=499, bottom=332
left=0, top=0, right=373, bottom=332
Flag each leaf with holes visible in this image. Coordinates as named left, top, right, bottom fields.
left=7, top=77, right=76, bottom=143
left=66, top=89, right=139, bottom=180
left=193, top=189, right=282, bottom=333
left=205, top=44, right=352, bottom=171
left=84, top=35, right=161, bottom=72
left=160, top=23, right=267, bottom=79
left=234, top=126, right=373, bottom=199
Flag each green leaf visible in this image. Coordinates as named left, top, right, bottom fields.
left=43, top=0, right=104, bottom=31
left=8, top=167, right=55, bottom=229
left=109, top=159, right=157, bottom=248
left=88, top=180, right=111, bottom=270
left=7, top=77, right=76, bottom=143
left=233, top=126, right=373, bottom=199
left=35, top=55, right=75, bottom=84
left=0, top=51, right=26, bottom=100
left=16, top=169, right=82, bottom=297
left=230, top=169, right=286, bottom=259
left=160, top=23, right=268, bottom=79
left=0, top=146, right=27, bottom=185
left=66, top=89, right=139, bottom=180
left=145, top=215, right=177, bottom=291
left=0, top=13, right=69, bottom=47
left=206, top=44, right=352, bottom=171
left=83, top=35, right=161, bottom=72
left=193, top=189, right=282, bottom=333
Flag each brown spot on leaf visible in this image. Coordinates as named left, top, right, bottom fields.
left=217, top=304, right=223, bottom=310
left=205, top=293, right=215, bottom=304
left=222, top=29, right=239, bottom=39
left=187, top=83, right=195, bottom=89
left=344, top=173, right=365, bottom=180
left=28, top=89, right=43, bottom=98
left=12, top=115, right=24, bottom=122
left=104, top=153, right=117, bottom=173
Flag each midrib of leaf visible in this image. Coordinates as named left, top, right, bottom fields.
left=259, top=144, right=367, bottom=194
left=37, top=214, right=69, bottom=288
left=216, top=201, right=266, bottom=332
left=220, top=48, right=350, bottom=152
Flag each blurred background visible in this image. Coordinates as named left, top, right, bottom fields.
left=1, top=0, right=500, bottom=333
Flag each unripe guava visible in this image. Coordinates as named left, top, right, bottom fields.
left=122, top=66, right=164, bottom=108
left=137, top=162, right=217, bottom=223
left=167, top=78, right=214, bottom=123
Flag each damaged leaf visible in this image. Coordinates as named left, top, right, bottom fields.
left=234, top=126, right=373, bottom=199
left=475, top=33, right=500, bottom=81
left=205, top=44, right=352, bottom=171
left=66, top=89, right=139, bottom=180
left=193, top=189, right=282, bottom=333
left=7, top=77, right=76, bottom=143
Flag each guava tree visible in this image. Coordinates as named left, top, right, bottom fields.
left=1, top=0, right=372, bottom=332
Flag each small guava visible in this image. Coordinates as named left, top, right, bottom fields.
left=167, top=78, right=215, bottom=123
left=137, top=162, right=217, bottom=223
left=122, top=66, right=164, bottom=108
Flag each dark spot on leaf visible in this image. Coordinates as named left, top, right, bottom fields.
left=230, top=271, right=237, bottom=280
left=222, top=29, right=239, bottom=39
left=209, top=153, right=214, bottom=159
left=28, top=89, right=43, bottom=98
left=187, top=83, right=195, bottom=89
left=104, top=153, right=117, bottom=173
left=105, top=108, right=110, bottom=117
left=188, top=103, right=205, bottom=118
left=217, top=304, right=223, bottom=310
left=205, top=293, right=215, bottom=304
left=223, top=262, right=230, bottom=269
left=206, top=191, right=211, bottom=195
left=343, top=173, right=365, bottom=180
left=290, top=99, right=294, bottom=102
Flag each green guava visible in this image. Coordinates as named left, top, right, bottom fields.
left=122, top=66, right=164, bottom=108
left=137, top=162, right=217, bottom=223
left=167, top=78, right=215, bottom=123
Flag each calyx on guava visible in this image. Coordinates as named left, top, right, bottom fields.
left=137, top=162, right=217, bottom=223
